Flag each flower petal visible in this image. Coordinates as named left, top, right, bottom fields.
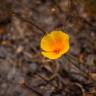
left=40, top=34, right=55, bottom=51
left=61, top=39, right=70, bottom=54
left=49, top=31, right=69, bottom=49
left=51, top=31, right=69, bottom=43
left=41, top=51, right=62, bottom=59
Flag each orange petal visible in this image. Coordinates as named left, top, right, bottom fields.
left=40, top=33, right=55, bottom=51
left=50, top=31, right=69, bottom=42
left=51, top=31, right=70, bottom=50
left=41, top=51, right=62, bottom=59
left=61, top=37, right=70, bottom=54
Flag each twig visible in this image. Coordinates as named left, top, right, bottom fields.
left=52, top=0, right=63, bottom=13
left=11, top=11, right=47, bottom=34
left=37, top=73, right=65, bottom=96
left=74, top=83, right=86, bottom=96
left=65, top=54, right=92, bottom=79
left=37, top=73, right=58, bottom=90
left=20, top=80, right=44, bottom=96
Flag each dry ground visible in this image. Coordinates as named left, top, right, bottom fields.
left=0, top=0, right=96, bottom=96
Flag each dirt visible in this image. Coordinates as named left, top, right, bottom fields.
left=0, top=0, right=96, bottom=96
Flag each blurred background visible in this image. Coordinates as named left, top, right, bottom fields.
left=0, top=0, right=96, bottom=96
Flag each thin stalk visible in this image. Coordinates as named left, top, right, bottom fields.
left=21, top=81, right=44, bottom=96
left=11, top=11, right=47, bottom=34
left=65, top=54, right=91, bottom=79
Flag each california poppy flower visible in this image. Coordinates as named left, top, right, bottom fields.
left=40, top=31, right=70, bottom=59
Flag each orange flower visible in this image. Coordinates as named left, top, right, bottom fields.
left=40, top=31, right=70, bottom=59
